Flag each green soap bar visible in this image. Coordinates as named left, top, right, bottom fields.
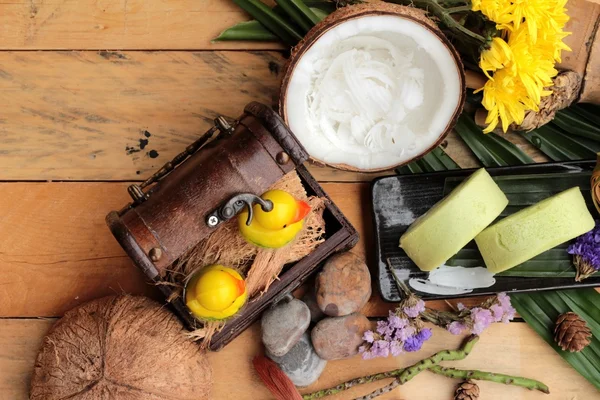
left=475, top=187, right=595, bottom=273
left=400, top=169, right=509, bottom=272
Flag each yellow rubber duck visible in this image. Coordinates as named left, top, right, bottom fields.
left=238, top=190, right=311, bottom=248
left=185, top=265, right=247, bottom=321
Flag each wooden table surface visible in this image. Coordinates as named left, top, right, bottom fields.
left=0, top=1, right=597, bottom=399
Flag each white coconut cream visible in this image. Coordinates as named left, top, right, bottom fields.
left=284, top=15, right=462, bottom=170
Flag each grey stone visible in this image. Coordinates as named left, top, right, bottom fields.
left=261, top=296, right=311, bottom=357
left=302, top=290, right=325, bottom=324
left=267, top=333, right=327, bottom=387
left=311, top=313, right=371, bottom=360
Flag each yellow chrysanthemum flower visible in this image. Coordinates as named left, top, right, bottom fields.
left=539, top=28, right=572, bottom=63
left=510, top=0, right=570, bottom=43
left=471, top=0, right=514, bottom=26
left=507, top=23, right=557, bottom=104
left=476, top=69, right=530, bottom=133
left=474, top=0, right=572, bottom=133
left=479, top=37, right=513, bottom=79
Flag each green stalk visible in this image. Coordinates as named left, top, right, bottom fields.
left=354, top=336, right=480, bottom=400
left=233, top=0, right=303, bottom=45
left=303, top=336, right=479, bottom=400
left=387, top=0, right=486, bottom=44
left=446, top=5, right=472, bottom=13
left=353, top=380, right=401, bottom=400
left=302, top=370, right=406, bottom=400
left=275, top=0, right=321, bottom=33
left=398, top=335, right=479, bottom=383
left=428, top=366, right=550, bottom=394
left=304, top=335, right=550, bottom=399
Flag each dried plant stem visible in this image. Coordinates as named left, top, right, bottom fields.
left=421, top=308, right=462, bottom=326
left=429, top=365, right=550, bottom=394
left=303, top=336, right=479, bottom=400
left=302, top=370, right=406, bottom=399
left=353, top=380, right=400, bottom=400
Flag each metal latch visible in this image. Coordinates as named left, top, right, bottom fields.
left=206, top=193, right=273, bottom=228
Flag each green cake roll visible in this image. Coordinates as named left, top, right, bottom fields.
left=400, top=168, right=509, bottom=272
left=475, top=187, right=595, bottom=273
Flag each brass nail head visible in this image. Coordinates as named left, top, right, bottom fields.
left=276, top=152, right=290, bottom=165
left=149, top=247, right=162, bottom=262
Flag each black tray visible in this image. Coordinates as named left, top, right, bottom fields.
left=372, top=160, right=599, bottom=302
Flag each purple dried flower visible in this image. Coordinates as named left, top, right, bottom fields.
left=388, top=313, right=408, bottom=330
left=471, top=307, right=494, bottom=335
left=403, top=299, right=426, bottom=318
left=501, top=305, right=516, bottom=324
left=390, top=340, right=403, bottom=356
left=371, top=340, right=390, bottom=358
left=416, top=328, right=432, bottom=342
left=395, top=325, right=416, bottom=342
left=490, top=304, right=504, bottom=322
left=568, top=221, right=600, bottom=280
left=360, top=346, right=375, bottom=360
left=457, top=303, right=466, bottom=311
left=447, top=321, right=466, bottom=335
left=495, top=292, right=516, bottom=323
left=403, top=335, right=423, bottom=352
left=376, top=320, right=393, bottom=338
left=363, top=330, right=375, bottom=343
left=497, top=292, right=511, bottom=309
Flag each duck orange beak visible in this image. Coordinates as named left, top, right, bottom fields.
left=290, top=200, right=311, bottom=224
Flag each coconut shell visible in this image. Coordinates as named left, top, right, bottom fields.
left=30, top=295, right=212, bottom=400
left=279, top=3, right=466, bottom=172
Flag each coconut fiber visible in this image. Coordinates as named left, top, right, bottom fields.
left=30, top=295, right=212, bottom=400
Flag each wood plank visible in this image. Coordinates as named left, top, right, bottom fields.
left=1, top=318, right=596, bottom=399
left=0, top=50, right=283, bottom=181
left=0, top=182, right=159, bottom=317
left=0, top=0, right=282, bottom=50
left=0, top=51, right=547, bottom=182
left=0, top=181, right=482, bottom=318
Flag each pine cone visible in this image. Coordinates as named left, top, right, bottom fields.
left=554, top=312, right=592, bottom=352
left=454, top=380, right=479, bottom=400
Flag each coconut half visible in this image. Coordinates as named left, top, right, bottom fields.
left=280, top=3, right=465, bottom=172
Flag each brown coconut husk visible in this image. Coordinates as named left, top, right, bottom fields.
left=278, top=2, right=466, bottom=173
left=30, top=295, right=212, bottom=400
left=513, top=71, right=582, bottom=131
left=161, top=170, right=326, bottom=345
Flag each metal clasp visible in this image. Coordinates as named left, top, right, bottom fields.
left=206, top=193, right=273, bottom=228
left=126, top=116, right=235, bottom=206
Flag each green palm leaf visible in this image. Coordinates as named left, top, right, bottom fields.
left=511, top=290, right=600, bottom=391
left=522, top=123, right=597, bottom=161
left=454, top=114, right=534, bottom=167
left=397, top=146, right=459, bottom=174
left=274, top=0, right=321, bottom=33
left=232, top=0, right=303, bottom=45
left=552, top=108, right=600, bottom=142
left=214, top=20, right=279, bottom=41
